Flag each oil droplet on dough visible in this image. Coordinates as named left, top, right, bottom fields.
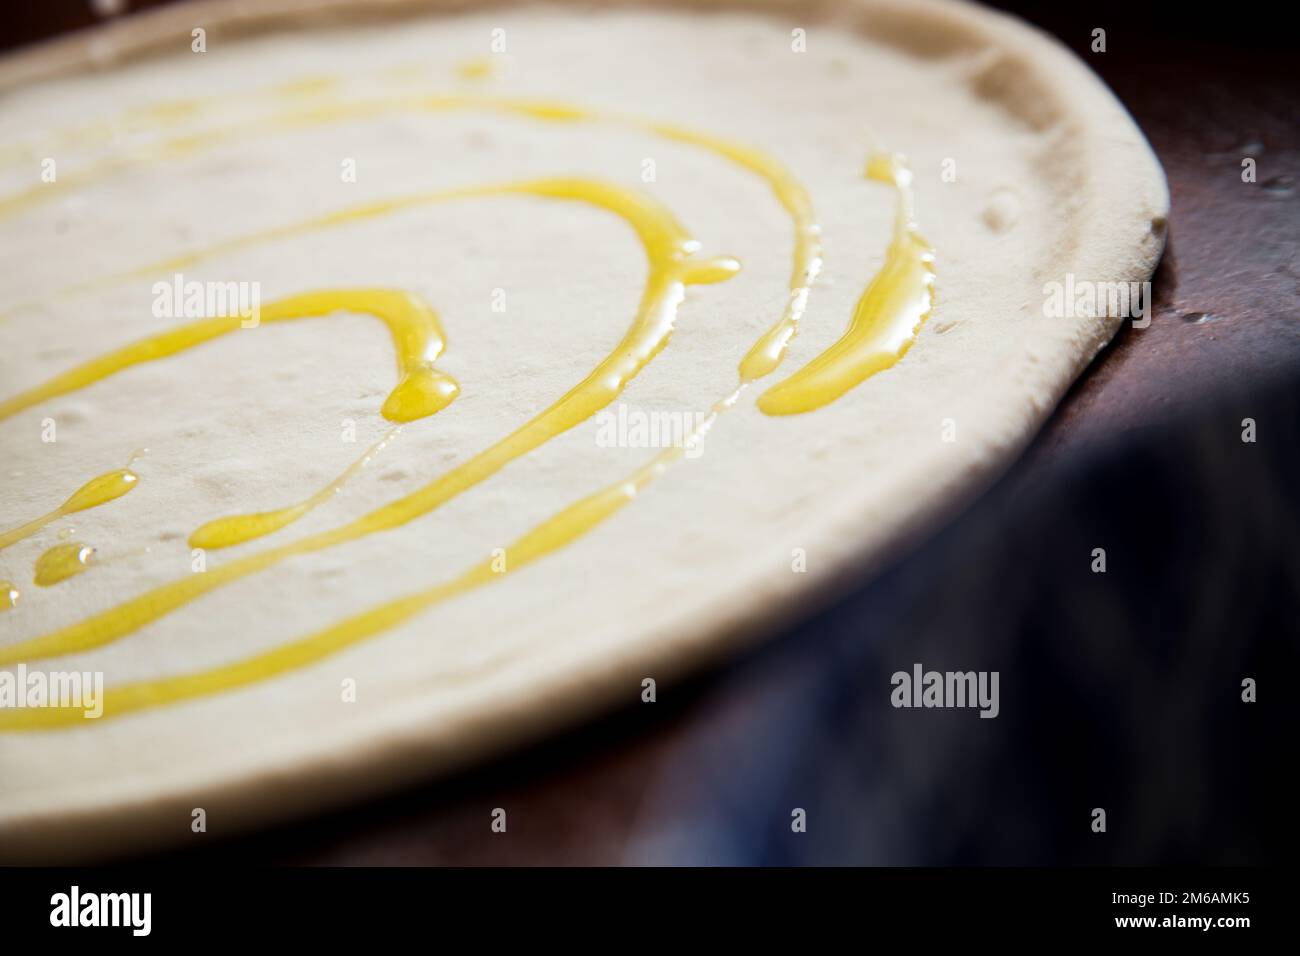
left=61, top=469, right=138, bottom=514
left=33, top=542, right=96, bottom=587
left=0, top=581, right=18, bottom=611
left=456, top=57, right=498, bottom=82
left=0, top=468, right=138, bottom=550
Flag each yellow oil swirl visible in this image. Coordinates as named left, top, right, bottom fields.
left=0, top=289, right=457, bottom=425
left=759, top=153, right=935, bottom=415
left=0, top=178, right=738, bottom=668
left=0, top=92, right=939, bottom=730
left=0, top=94, right=821, bottom=383
left=0, top=468, right=138, bottom=550
left=637, top=120, right=821, bottom=382
left=0, top=393, right=742, bottom=730
left=188, top=427, right=400, bottom=550
left=5, top=178, right=738, bottom=552
left=0, top=581, right=17, bottom=612
left=0, top=70, right=353, bottom=169
left=32, top=542, right=96, bottom=587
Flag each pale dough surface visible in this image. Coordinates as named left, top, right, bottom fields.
left=0, top=0, right=1166, bottom=860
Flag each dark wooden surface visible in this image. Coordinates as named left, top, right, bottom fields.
left=4, top=1, right=1296, bottom=865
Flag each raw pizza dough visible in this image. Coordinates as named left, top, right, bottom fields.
left=0, top=0, right=1167, bottom=861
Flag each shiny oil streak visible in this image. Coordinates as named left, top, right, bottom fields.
left=0, top=90, right=936, bottom=730
left=760, top=153, right=935, bottom=415
left=0, top=176, right=739, bottom=677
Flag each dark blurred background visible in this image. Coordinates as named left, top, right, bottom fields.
left=1, top=1, right=1294, bottom=864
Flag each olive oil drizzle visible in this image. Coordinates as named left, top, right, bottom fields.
left=0, top=90, right=941, bottom=730
left=0, top=71, right=348, bottom=168
left=455, top=58, right=499, bottom=82
left=32, top=542, right=96, bottom=587
left=0, top=178, right=738, bottom=669
left=2, top=180, right=736, bottom=553
left=0, top=289, right=457, bottom=425
left=188, top=427, right=401, bottom=551
left=759, top=153, right=935, bottom=415
left=0, top=467, right=138, bottom=551
left=0, top=93, right=822, bottom=381
left=0, top=387, right=744, bottom=730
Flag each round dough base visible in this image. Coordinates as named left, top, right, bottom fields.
left=0, top=0, right=1167, bottom=861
